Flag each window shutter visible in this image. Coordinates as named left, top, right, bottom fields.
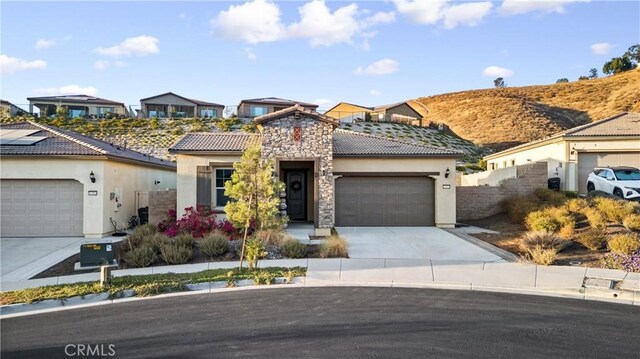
left=196, top=166, right=212, bottom=210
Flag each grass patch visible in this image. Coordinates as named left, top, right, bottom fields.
left=0, top=267, right=306, bottom=305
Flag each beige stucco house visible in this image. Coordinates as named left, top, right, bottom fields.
left=170, top=105, right=460, bottom=235
left=484, top=112, right=640, bottom=193
left=237, top=97, right=318, bottom=118
left=139, top=92, right=224, bottom=119
left=0, top=121, right=176, bottom=238
left=27, top=94, right=127, bottom=119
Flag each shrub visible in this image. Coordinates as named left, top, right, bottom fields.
left=526, top=245, right=557, bottom=265
left=124, top=245, right=157, bottom=268
left=559, top=223, right=575, bottom=239
left=143, top=232, right=169, bottom=252
left=607, top=233, right=640, bottom=255
left=565, top=198, right=589, bottom=213
left=525, top=209, right=561, bottom=232
left=534, top=188, right=566, bottom=205
left=280, top=239, right=308, bottom=259
left=576, top=228, right=607, bottom=250
left=593, top=197, right=636, bottom=224
left=623, top=214, right=640, bottom=231
left=601, top=250, right=640, bottom=272
left=254, top=229, right=289, bottom=246
left=519, top=231, right=565, bottom=251
left=319, top=235, right=348, bottom=258
left=501, top=194, right=541, bottom=223
left=174, top=233, right=196, bottom=248
left=251, top=270, right=276, bottom=285
left=132, top=223, right=157, bottom=238
left=582, top=207, right=607, bottom=229
left=200, top=231, right=230, bottom=258
left=159, top=243, right=193, bottom=265
left=244, top=238, right=267, bottom=270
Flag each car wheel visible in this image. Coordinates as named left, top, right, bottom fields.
left=587, top=182, right=595, bottom=193
left=613, top=188, right=624, bottom=199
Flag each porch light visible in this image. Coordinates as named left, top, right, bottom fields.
left=154, top=180, right=161, bottom=185
left=89, top=171, right=96, bottom=183
left=444, top=168, right=450, bottom=178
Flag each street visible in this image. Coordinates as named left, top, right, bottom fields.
left=2, top=287, right=639, bottom=358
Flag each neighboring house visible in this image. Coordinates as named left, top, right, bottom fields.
left=0, top=121, right=176, bottom=238
left=27, top=94, right=127, bottom=118
left=169, top=105, right=460, bottom=235
left=325, top=101, right=424, bottom=125
left=237, top=97, right=318, bottom=118
left=1, top=100, right=28, bottom=117
left=484, top=112, right=640, bottom=194
left=139, top=92, right=224, bottom=119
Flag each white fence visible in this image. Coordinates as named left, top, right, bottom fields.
left=459, top=166, right=518, bottom=186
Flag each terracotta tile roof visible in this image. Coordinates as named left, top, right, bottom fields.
left=26, top=94, right=124, bottom=106
left=564, top=112, right=640, bottom=136
left=333, top=129, right=462, bottom=157
left=169, top=132, right=261, bottom=152
left=255, top=104, right=340, bottom=127
left=0, top=122, right=175, bottom=169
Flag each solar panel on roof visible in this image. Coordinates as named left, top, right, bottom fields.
left=4, top=136, right=48, bottom=145
left=0, top=129, right=48, bottom=145
left=0, top=129, right=40, bottom=139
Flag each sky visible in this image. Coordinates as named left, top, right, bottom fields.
left=1, top=0, right=639, bottom=114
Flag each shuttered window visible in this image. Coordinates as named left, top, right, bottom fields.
left=196, top=166, right=212, bottom=210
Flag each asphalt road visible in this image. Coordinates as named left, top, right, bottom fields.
left=2, top=287, right=639, bottom=358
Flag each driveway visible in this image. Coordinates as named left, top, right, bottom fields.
left=336, top=227, right=504, bottom=262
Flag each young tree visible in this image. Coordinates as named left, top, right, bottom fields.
left=556, top=78, right=569, bottom=83
left=224, top=145, right=285, bottom=269
left=493, top=77, right=506, bottom=88
left=588, top=68, right=598, bottom=79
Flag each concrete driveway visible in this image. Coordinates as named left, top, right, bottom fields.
left=336, top=227, right=505, bottom=262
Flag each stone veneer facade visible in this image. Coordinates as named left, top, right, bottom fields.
left=260, top=115, right=334, bottom=229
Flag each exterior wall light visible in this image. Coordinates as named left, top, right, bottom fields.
left=154, top=180, right=161, bottom=185
left=444, top=168, right=450, bottom=178
left=90, top=171, right=96, bottom=183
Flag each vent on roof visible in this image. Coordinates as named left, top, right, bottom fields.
left=0, top=129, right=48, bottom=146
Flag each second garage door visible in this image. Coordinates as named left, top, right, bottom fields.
left=335, top=176, right=435, bottom=226
left=577, top=152, right=640, bottom=193
left=0, top=179, right=84, bottom=237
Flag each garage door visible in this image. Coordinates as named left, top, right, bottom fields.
left=335, top=176, right=435, bottom=226
left=577, top=152, right=640, bottom=193
left=1, top=179, right=83, bottom=237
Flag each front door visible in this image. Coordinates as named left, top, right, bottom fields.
left=285, top=170, right=306, bottom=220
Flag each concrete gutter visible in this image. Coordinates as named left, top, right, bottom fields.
left=1, top=259, right=638, bottom=317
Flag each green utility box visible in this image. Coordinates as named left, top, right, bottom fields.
left=80, top=243, right=115, bottom=267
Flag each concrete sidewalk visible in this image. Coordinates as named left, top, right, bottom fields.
left=1, top=258, right=638, bottom=305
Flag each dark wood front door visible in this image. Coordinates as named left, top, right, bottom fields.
left=285, top=170, right=307, bottom=220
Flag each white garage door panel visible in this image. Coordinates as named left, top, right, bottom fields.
left=1, top=180, right=84, bottom=237
left=577, top=152, right=640, bottom=193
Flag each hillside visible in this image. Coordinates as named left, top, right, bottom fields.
left=409, top=69, right=640, bottom=151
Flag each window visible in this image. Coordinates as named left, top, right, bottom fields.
left=510, top=159, right=516, bottom=167
left=200, top=109, right=217, bottom=118
left=215, top=168, right=234, bottom=207
left=614, top=169, right=640, bottom=181
left=490, top=163, right=495, bottom=170
left=250, top=106, right=268, bottom=116
left=97, top=107, right=114, bottom=115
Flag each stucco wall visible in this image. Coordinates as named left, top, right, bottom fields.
left=0, top=157, right=175, bottom=238
left=175, top=153, right=243, bottom=216
left=333, top=157, right=457, bottom=228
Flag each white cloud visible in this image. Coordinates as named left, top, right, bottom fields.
left=483, top=65, right=514, bottom=78
left=178, top=13, right=186, bottom=19
left=442, top=2, right=493, bottom=29
left=370, top=89, right=381, bottom=96
left=94, top=60, right=110, bottom=70
left=499, top=0, right=589, bottom=16
left=289, top=1, right=361, bottom=47
left=35, top=38, right=56, bottom=50
left=355, top=59, right=399, bottom=76
left=393, top=0, right=492, bottom=29
left=0, top=54, right=47, bottom=74
left=34, top=84, right=98, bottom=96
left=244, top=47, right=257, bottom=60
left=314, top=98, right=332, bottom=106
left=212, top=0, right=395, bottom=48
left=212, top=0, right=286, bottom=44
left=94, top=35, right=159, bottom=57
left=591, top=42, right=614, bottom=55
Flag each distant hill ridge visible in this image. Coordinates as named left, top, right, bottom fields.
left=409, top=69, right=640, bottom=151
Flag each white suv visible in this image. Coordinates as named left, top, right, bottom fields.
left=586, top=166, right=640, bottom=200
